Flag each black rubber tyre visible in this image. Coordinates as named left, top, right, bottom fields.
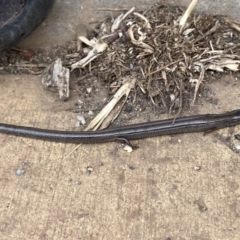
left=0, top=0, right=55, bottom=53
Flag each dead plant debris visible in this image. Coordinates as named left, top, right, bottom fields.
left=1, top=1, right=240, bottom=121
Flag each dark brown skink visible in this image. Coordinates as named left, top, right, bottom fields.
left=0, top=109, right=240, bottom=144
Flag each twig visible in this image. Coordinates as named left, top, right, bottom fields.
left=85, top=77, right=136, bottom=131
left=16, top=63, right=48, bottom=68
left=146, top=59, right=184, bottom=76
left=172, top=79, right=183, bottom=120
left=71, top=22, right=133, bottom=70
left=224, top=17, right=240, bottom=33
left=63, top=144, right=83, bottom=160
left=179, top=0, right=198, bottom=33
left=98, top=8, right=133, bottom=12
left=191, top=62, right=205, bottom=105
left=111, top=7, right=135, bottom=32
left=194, top=21, right=219, bottom=43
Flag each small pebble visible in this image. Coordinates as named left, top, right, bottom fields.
left=178, top=139, right=182, bottom=143
left=212, top=138, right=217, bottom=143
left=125, top=105, right=133, bottom=113
left=75, top=121, right=80, bottom=127
left=76, top=181, right=82, bottom=185
left=193, top=166, right=201, bottom=171
left=86, top=166, right=93, bottom=175
left=86, top=87, right=92, bottom=93
left=124, top=145, right=133, bottom=153
left=235, top=144, right=240, bottom=151
left=128, top=165, right=135, bottom=170
left=16, top=168, right=25, bottom=176
left=88, top=110, right=94, bottom=116
left=77, top=99, right=84, bottom=108
left=170, top=94, right=175, bottom=102
left=77, top=115, right=86, bottom=125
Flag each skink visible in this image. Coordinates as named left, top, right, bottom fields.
left=0, top=109, right=240, bottom=144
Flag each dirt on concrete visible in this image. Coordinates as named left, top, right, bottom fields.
left=0, top=1, right=240, bottom=240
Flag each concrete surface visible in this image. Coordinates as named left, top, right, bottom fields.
left=1, top=75, right=240, bottom=240
left=1, top=1, right=240, bottom=239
